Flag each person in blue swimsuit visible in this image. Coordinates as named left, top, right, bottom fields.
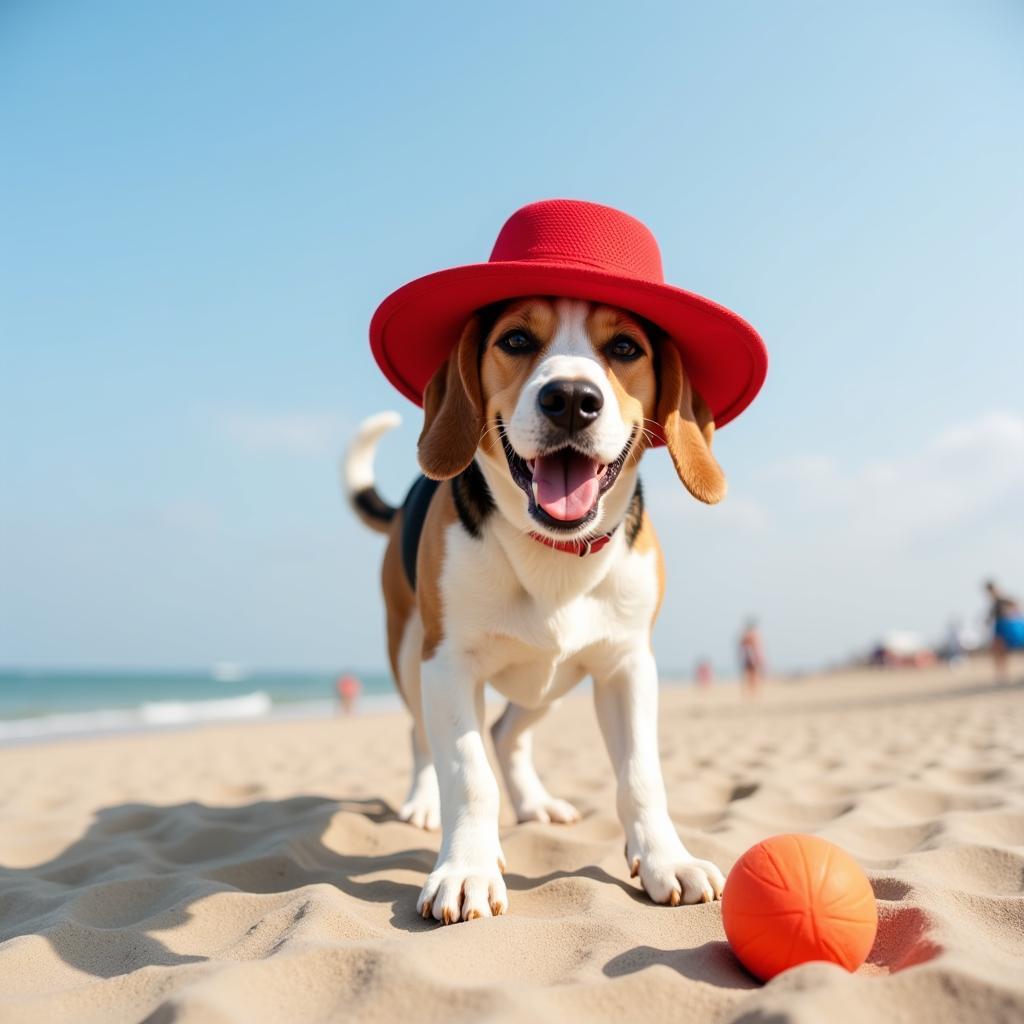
left=984, top=580, right=1024, bottom=682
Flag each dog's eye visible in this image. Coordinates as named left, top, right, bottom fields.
left=496, top=330, right=536, bottom=355
left=606, top=336, right=642, bottom=361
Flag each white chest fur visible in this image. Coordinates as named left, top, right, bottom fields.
left=438, top=521, right=659, bottom=708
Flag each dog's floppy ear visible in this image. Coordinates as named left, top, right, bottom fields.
left=418, top=316, right=485, bottom=480
left=656, top=342, right=727, bottom=505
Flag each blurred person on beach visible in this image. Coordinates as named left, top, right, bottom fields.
left=335, top=674, right=362, bottom=714
left=695, top=659, right=714, bottom=689
left=939, top=619, right=967, bottom=667
left=984, top=580, right=1024, bottom=683
left=739, top=619, right=766, bottom=697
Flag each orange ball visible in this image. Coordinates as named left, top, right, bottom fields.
left=722, top=834, right=877, bottom=981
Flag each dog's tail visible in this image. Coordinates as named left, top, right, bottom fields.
left=341, top=411, right=402, bottom=534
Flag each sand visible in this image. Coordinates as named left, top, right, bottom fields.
left=0, top=665, right=1022, bottom=1023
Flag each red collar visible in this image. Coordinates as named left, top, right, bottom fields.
left=528, top=529, right=616, bottom=557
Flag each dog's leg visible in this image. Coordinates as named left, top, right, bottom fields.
left=417, top=648, right=507, bottom=923
left=399, top=719, right=440, bottom=830
left=491, top=702, right=580, bottom=824
left=592, top=647, right=724, bottom=905
left=396, top=613, right=440, bottom=829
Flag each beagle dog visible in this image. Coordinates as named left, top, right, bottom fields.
left=344, top=296, right=726, bottom=924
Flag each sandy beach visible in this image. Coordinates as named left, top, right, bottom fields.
left=0, top=665, right=1021, bottom=1023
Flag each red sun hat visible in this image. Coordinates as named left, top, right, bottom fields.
left=369, top=199, right=767, bottom=429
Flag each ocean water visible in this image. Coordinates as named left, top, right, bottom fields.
left=0, top=668, right=397, bottom=744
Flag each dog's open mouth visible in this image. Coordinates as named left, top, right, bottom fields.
left=499, top=421, right=635, bottom=532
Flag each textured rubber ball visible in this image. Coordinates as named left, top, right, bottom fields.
left=722, top=833, right=878, bottom=981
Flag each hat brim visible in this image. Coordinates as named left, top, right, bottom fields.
left=370, top=261, right=767, bottom=430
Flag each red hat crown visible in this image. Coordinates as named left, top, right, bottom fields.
left=370, top=197, right=766, bottom=428
left=489, top=199, right=665, bottom=283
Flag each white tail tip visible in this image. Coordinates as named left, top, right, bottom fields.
left=342, top=411, right=402, bottom=496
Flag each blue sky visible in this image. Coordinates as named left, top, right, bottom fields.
left=2, top=1, right=1022, bottom=674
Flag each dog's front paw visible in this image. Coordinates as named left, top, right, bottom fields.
left=514, top=793, right=580, bottom=825
left=399, top=782, right=440, bottom=831
left=417, top=854, right=508, bottom=924
left=627, top=842, right=725, bottom=906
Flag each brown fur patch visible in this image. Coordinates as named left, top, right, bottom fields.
left=585, top=307, right=656, bottom=386
left=479, top=299, right=558, bottom=458
left=586, top=306, right=657, bottom=462
left=632, top=510, right=666, bottom=627
left=380, top=510, right=415, bottom=709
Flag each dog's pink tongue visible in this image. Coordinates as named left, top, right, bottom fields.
left=532, top=451, right=601, bottom=521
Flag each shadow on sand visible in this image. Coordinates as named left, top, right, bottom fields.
left=0, top=794, right=442, bottom=981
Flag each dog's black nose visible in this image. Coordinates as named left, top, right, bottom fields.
left=538, top=379, right=604, bottom=433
